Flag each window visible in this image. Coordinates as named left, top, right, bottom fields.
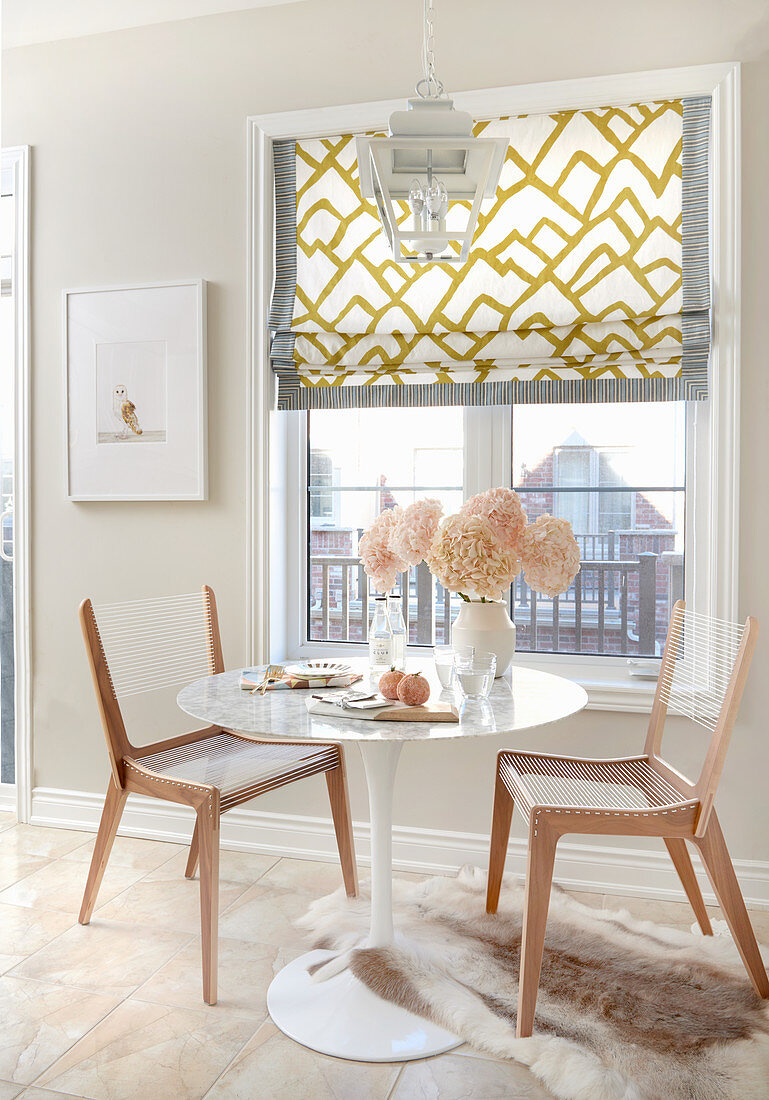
left=554, top=443, right=635, bottom=536
left=597, top=453, right=633, bottom=534
left=303, top=400, right=686, bottom=660
left=309, top=451, right=335, bottom=521
left=513, top=402, right=686, bottom=658
left=255, top=63, right=739, bottom=709
left=307, top=407, right=464, bottom=645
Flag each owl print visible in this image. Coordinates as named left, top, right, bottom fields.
left=112, top=384, right=143, bottom=438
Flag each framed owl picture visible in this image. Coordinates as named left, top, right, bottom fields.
left=64, top=280, right=207, bottom=500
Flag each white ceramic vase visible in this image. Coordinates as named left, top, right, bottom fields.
left=451, top=599, right=516, bottom=677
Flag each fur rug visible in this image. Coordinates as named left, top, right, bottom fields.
left=298, top=867, right=769, bottom=1100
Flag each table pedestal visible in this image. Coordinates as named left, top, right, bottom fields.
left=267, top=741, right=461, bottom=1062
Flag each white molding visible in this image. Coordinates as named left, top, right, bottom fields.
left=708, top=64, right=741, bottom=620
left=245, top=118, right=274, bottom=665
left=280, top=410, right=307, bottom=663
left=247, top=62, right=738, bottom=139
left=2, top=147, right=31, bottom=823
left=246, top=61, right=742, bottom=710
left=30, top=785, right=769, bottom=910
left=0, top=783, right=17, bottom=813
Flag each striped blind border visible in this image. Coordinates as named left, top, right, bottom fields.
left=273, top=368, right=695, bottom=410
left=681, top=96, right=711, bottom=313
left=269, top=98, right=712, bottom=410
left=268, top=140, right=296, bottom=333
left=679, top=95, right=712, bottom=400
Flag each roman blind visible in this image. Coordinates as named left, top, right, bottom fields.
left=270, top=97, right=711, bottom=410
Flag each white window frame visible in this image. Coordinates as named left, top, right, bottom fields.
left=247, top=62, right=741, bottom=713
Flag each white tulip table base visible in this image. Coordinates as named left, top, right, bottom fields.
left=266, top=948, right=461, bottom=1062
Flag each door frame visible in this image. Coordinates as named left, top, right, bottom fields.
left=1, top=146, right=31, bottom=821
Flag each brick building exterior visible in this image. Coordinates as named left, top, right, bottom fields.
left=515, top=438, right=679, bottom=655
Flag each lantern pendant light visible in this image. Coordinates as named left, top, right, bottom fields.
left=356, top=0, right=507, bottom=264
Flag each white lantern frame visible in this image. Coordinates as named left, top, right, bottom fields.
left=357, top=135, right=503, bottom=265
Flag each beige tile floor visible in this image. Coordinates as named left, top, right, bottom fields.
left=0, top=810, right=767, bottom=1100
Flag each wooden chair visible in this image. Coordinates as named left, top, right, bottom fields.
left=78, top=586, right=358, bottom=1005
left=486, top=601, right=769, bottom=1038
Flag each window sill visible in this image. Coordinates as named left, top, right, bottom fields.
left=510, top=651, right=657, bottom=713
left=285, top=641, right=657, bottom=714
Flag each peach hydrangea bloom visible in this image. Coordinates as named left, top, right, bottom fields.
left=519, top=514, right=581, bottom=597
left=390, top=498, right=443, bottom=566
left=427, top=513, right=521, bottom=602
left=461, top=487, right=526, bottom=551
left=358, top=507, right=407, bottom=593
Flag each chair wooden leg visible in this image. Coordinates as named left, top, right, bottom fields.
left=326, top=763, right=358, bottom=898
left=197, top=795, right=220, bottom=1005
left=79, top=778, right=128, bottom=924
left=486, top=768, right=514, bottom=914
left=185, top=821, right=200, bottom=879
left=517, top=817, right=558, bottom=1039
left=664, top=838, right=712, bottom=935
left=694, top=812, right=769, bottom=998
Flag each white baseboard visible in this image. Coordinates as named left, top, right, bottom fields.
left=29, top=786, right=769, bottom=910
left=0, top=783, right=16, bottom=813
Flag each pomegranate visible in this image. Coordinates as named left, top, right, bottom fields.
left=396, top=671, right=430, bottom=706
left=379, top=667, right=406, bottom=700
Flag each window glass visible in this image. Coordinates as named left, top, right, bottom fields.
left=304, top=401, right=686, bottom=658
left=512, top=402, right=686, bottom=657
left=308, top=408, right=464, bottom=644
left=309, top=451, right=334, bottom=521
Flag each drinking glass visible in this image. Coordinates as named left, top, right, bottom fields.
left=433, top=644, right=456, bottom=689
left=453, top=649, right=496, bottom=699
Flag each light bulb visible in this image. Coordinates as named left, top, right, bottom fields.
left=425, top=179, right=448, bottom=219
left=408, top=179, right=425, bottom=216
left=404, top=178, right=448, bottom=258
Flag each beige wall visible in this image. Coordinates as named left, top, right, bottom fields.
left=3, top=0, right=768, bottom=861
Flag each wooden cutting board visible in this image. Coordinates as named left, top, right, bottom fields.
left=370, top=700, right=459, bottom=722
left=307, top=699, right=459, bottom=723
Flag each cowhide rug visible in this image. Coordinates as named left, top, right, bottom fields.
left=298, top=866, right=769, bottom=1100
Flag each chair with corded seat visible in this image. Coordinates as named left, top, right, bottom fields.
left=78, top=585, right=358, bottom=1005
left=486, top=600, right=769, bottom=1038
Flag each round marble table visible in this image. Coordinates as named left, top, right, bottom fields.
left=178, top=661, right=587, bottom=1063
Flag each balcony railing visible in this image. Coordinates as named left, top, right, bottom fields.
left=308, top=529, right=682, bottom=656
left=515, top=556, right=658, bottom=655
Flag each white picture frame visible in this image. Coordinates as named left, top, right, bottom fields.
left=64, top=279, right=207, bottom=501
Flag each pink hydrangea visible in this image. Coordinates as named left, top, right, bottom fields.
left=519, top=514, right=581, bottom=597
left=461, top=487, right=527, bottom=551
left=358, top=507, right=407, bottom=593
left=390, top=498, right=443, bottom=566
left=427, top=512, right=521, bottom=602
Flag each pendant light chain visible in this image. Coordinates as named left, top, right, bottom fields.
left=417, top=0, right=444, bottom=99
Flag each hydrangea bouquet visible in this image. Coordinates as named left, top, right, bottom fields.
left=358, top=488, right=580, bottom=601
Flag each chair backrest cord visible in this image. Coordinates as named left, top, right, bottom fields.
left=92, top=591, right=216, bottom=699
left=647, top=601, right=758, bottom=837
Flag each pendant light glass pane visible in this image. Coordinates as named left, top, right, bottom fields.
left=363, top=136, right=503, bottom=264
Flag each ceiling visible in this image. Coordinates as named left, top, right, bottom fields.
left=2, top=0, right=306, bottom=49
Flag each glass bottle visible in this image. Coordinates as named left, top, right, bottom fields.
left=369, top=596, right=393, bottom=672
left=387, top=593, right=407, bottom=669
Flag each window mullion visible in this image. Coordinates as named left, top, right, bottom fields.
left=464, top=404, right=512, bottom=619
left=463, top=405, right=511, bottom=498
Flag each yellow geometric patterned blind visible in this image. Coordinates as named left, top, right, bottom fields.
left=270, top=98, right=710, bottom=409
